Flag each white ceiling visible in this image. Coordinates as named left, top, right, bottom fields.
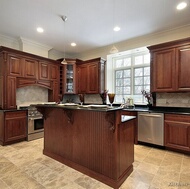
left=0, top=0, right=190, bottom=55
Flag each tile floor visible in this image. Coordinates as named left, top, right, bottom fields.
left=0, top=139, right=189, bottom=189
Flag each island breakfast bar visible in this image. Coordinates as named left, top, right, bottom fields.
left=36, top=104, right=135, bottom=189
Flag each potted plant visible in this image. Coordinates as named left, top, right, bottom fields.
left=141, top=90, right=152, bottom=108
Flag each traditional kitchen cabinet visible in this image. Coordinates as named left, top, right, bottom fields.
left=7, top=53, right=23, bottom=77
left=64, top=63, right=76, bottom=94
left=77, top=57, right=106, bottom=94
left=148, top=37, right=190, bottom=92
left=164, top=114, right=190, bottom=153
left=38, top=61, right=59, bottom=81
left=0, top=46, right=60, bottom=109
left=7, top=53, right=38, bottom=78
left=39, top=61, right=50, bottom=80
left=0, top=110, right=27, bottom=145
left=23, top=57, right=38, bottom=78
left=121, top=110, right=137, bottom=144
left=58, top=59, right=82, bottom=94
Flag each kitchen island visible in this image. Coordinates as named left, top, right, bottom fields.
left=35, top=104, right=135, bottom=189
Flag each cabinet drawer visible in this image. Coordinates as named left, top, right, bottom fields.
left=165, top=114, right=190, bottom=123
left=5, top=111, right=27, bottom=119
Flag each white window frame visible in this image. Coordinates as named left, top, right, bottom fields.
left=106, top=47, right=150, bottom=104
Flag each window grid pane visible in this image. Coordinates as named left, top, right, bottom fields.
left=114, top=50, right=150, bottom=104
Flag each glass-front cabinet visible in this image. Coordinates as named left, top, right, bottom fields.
left=65, top=63, right=75, bottom=93
left=60, top=61, right=76, bottom=94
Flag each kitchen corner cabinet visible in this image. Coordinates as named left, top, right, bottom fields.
left=0, top=110, right=27, bottom=145
left=64, top=63, right=76, bottom=94
left=148, top=37, right=190, bottom=92
left=0, top=46, right=60, bottom=109
left=58, top=59, right=80, bottom=94
left=77, top=57, right=106, bottom=94
left=164, top=114, right=190, bottom=153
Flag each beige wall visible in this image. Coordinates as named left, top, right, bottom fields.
left=75, top=24, right=190, bottom=60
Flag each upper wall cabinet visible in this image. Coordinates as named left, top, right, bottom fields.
left=7, top=54, right=23, bottom=77
left=148, top=37, right=190, bottom=92
left=77, top=57, right=106, bottom=94
left=7, top=53, right=38, bottom=78
left=0, top=46, right=60, bottom=109
left=58, top=59, right=81, bottom=95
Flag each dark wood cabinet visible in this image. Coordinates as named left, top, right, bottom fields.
left=121, top=110, right=137, bottom=144
left=77, top=64, right=88, bottom=93
left=176, top=45, right=190, bottom=91
left=148, top=37, right=190, bottom=92
left=7, top=54, right=23, bottom=76
left=164, top=114, right=190, bottom=153
left=39, top=61, right=50, bottom=80
left=0, top=46, right=60, bottom=109
left=151, top=49, right=176, bottom=92
left=6, top=76, right=17, bottom=109
left=50, top=64, right=59, bottom=80
left=77, top=57, right=106, bottom=94
left=63, top=63, right=76, bottom=94
left=23, top=58, right=38, bottom=78
left=0, top=110, right=27, bottom=145
left=7, top=54, right=38, bottom=78
left=58, top=59, right=82, bottom=95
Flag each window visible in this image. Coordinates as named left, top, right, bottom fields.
left=113, top=49, right=150, bottom=104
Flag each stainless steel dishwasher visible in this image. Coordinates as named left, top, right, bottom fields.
left=138, top=112, right=164, bottom=146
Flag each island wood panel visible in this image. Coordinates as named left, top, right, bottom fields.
left=40, top=106, right=134, bottom=189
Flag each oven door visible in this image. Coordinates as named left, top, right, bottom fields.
left=28, top=117, right=44, bottom=134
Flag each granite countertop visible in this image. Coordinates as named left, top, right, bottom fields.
left=123, top=106, right=190, bottom=115
left=34, top=103, right=123, bottom=112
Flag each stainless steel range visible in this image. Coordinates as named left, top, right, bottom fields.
left=27, top=106, right=44, bottom=141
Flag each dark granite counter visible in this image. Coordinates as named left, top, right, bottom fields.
left=33, top=103, right=123, bottom=112
left=123, top=106, right=190, bottom=115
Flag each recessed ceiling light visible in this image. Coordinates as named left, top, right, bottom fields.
left=71, top=43, right=76, bottom=47
left=113, top=26, right=120, bottom=32
left=176, top=2, right=187, bottom=10
left=37, top=27, right=44, bottom=33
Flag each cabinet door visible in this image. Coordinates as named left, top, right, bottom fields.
left=88, top=63, right=99, bottom=93
left=119, top=119, right=134, bottom=176
left=39, top=61, right=50, bottom=80
left=78, top=65, right=88, bottom=93
left=5, top=111, right=27, bottom=142
left=165, top=120, right=190, bottom=152
left=151, top=49, right=176, bottom=92
left=6, top=76, right=17, bottom=109
left=64, top=64, right=76, bottom=94
left=121, top=110, right=137, bottom=144
left=176, top=46, right=190, bottom=91
left=23, top=58, right=38, bottom=78
left=48, top=81, right=59, bottom=102
left=50, top=64, right=59, bottom=80
left=0, top=76, right=3, bottom=109
left=7, top=54, right=22, bottom=76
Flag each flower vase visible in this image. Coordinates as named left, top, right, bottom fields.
left=102, top=99, right=107, bottom=105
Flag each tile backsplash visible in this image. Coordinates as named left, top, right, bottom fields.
left=16, top=86, right=48, bottom=108
left=156, top=93, right=190, bottom=107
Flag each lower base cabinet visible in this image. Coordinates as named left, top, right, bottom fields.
left=0, top=110, right=27, bottom=145
left=164, top=114, right=190, bottom=153
left=121, top=110, right=137, bottom=144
